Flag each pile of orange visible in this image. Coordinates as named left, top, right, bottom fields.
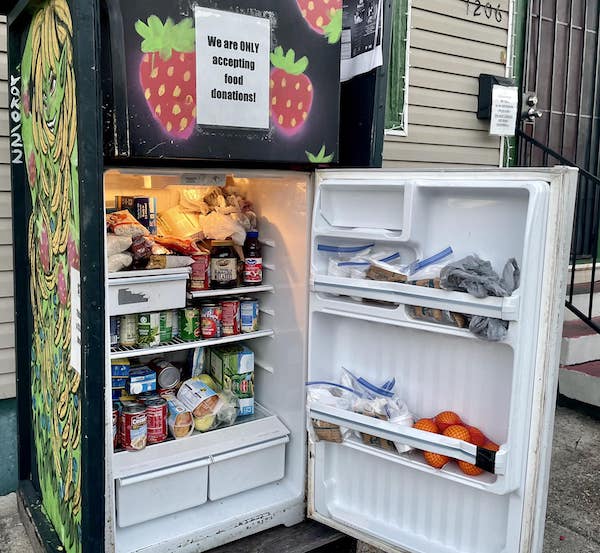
left=413, top=411, right=499, bottom=476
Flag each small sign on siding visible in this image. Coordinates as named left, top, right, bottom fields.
left=489, top=85, right=519, bottom=136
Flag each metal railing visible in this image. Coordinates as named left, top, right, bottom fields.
left=517, top=128, right=600, bottom=333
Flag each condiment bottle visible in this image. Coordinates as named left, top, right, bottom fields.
left=243, top=231, right=263, bottom=286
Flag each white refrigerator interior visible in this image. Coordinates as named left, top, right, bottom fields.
left=103, top=168, right=576, bottom=553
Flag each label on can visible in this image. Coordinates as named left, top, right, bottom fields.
left=179, top=308, right=201, bottom=341
left=211, top=258, right=237, bottom=286
left=190, top=253, right=211, bottom=291
left=119, top=314, right=138, bottom=347
left=221, top=299, right=241, bottom=336
left=243, top=257, right=263, bottom=284
left=241, top=298, right=259, bottom=333
left=138, top=313, right=160, bottom=347
left=145, top=398, right=168, bottom=444
left=171, top=309, right=180, bottom=338
left=110, top=317, right=120, bottom=348
left=201, top=303, right=222, bottom=339
left=159, top=311, right=173, bottom=343
left=121, top=404, right=147, bottom=451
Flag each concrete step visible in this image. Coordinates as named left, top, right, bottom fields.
left=559, top=361, right=600, bottom=407
left=561, top=317, right=600, bottom=366
left=564, top=281, right=600, bottom=322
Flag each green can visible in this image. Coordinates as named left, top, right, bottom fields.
left=179, top=307, right=200, bottom=341
left=138, top=313, right=160, bottom=347
left=159, top=311, right=174, bottom=343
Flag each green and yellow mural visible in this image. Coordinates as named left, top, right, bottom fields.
left=20, top=0, right=82, bottom=551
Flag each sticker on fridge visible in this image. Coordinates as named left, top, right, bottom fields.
left=194, top=7, right=271, bottom=129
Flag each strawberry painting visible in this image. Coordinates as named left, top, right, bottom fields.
left=135, top=16, right=197, bottom=139
left=270, top=47, right=313, bottom=136
left=296, top=0, right=343, bottom=44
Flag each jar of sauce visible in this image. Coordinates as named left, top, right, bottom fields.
left=210, top=240, right=237, bottom=289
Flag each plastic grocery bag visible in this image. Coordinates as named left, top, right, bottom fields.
left=106, top=234, right=132, bottom=257
left=201, top=212, right=246, bottom=245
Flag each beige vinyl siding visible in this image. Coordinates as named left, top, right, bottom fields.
left=0, top=21, right=14, bottom=399
left=383, top=0, right=510, bottom=167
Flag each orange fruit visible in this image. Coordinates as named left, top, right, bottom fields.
left=458, top=460, right=484, bottom=476
left=423, top=451, right=450, bottom=469
left=413, top=418, right=439, bottom=433
left=483, top=441, right=500, bottom=451
left=443, top=424, right=471, bottom=441
left=434, top=411, right=462, bottom=432
left=466, top=425, right=487, bottom=447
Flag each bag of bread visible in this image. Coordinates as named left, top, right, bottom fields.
left=177, top=379, right=220, bottom=418
left=161, top=392, right=194, bottom=439
left=106, top=210, right=149, bottom=237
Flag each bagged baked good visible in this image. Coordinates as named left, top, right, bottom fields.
left=107, top=252, right=133, bottom=273
left=107, top=210, right=148, bottom=237
left=161, top=392, right=194, bottom=439
left=154, top=236, right=205, bottom=256
left=107, top=234, right=133, bottom=257
left=177, top=379, right=220, bottom=418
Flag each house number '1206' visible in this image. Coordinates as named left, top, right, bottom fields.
left=464, top=0, right=503, bottom=23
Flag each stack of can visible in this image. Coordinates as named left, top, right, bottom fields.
left=112, top=309, right=180, bottom=349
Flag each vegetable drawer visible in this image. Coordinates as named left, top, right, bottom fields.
left=108, top=270, right=189, bottom=316
left=115, top=458, right=209, bottom=527
left=208, top=436, right=289, bottom=501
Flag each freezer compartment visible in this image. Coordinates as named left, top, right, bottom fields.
left=115, top=458, right=209, bottom=527
left=208, top=436, right=289, bottom=500
left=108, top=269, right=189, bottom=316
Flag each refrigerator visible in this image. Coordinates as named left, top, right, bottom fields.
left=7, top=2, right=577, bottom=553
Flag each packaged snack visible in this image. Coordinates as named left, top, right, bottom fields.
left=160, top=392, right=194, bottom=438
left=106, top=210, right=149, bottom=237
left=154, top=236, right=204, bottom=256
left=145, top=255, right=195, bottom=270
left=130, top=235, right=154, bottom=266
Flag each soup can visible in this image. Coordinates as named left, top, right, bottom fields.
left=159, top=311, right=174, bottom=343
left=221, top=299, right=240, bottom=336
left=138, top=313, right=160, bottom=347
left=119, top=314, right=138, bottom=347
left=145, top=397, right=168, bottom=445
left=201, top=303, right=222, bottom=339
left=240, top=297, right=259, bottom=333
left=120, top=403, right=147, bottom=451
left=179, top=307, right=201, bottom=341
left=190, top=253, right=211, bottom=291
left=152, top=359, right=182, bottom=390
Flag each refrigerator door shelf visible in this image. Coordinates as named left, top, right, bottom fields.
left=109, top=329, right=274, bottom=360
left=310, top=403, right=506, bottom=475
left=312, top=274, right=520, bottom=321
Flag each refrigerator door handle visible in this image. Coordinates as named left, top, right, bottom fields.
left=117, top=458, right=211, bottom=487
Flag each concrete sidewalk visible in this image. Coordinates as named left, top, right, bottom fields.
left=1, top=405, right=599, bottom=552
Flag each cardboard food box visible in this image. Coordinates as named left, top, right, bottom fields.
left=209, top=345, right=255, bottom=415
left=128, top=366, right=156, bottom=395
left=115, top=196, right=157, bottom=234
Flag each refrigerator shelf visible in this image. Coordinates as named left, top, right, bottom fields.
left=110, top=329, right=274, bottom=359
left=112, top=403, right=289, bottom=479
left=187, top=284, right=274, bottom=300
left=309, top=403, right=507, bottom=475
left=312, top=274, right=520, bottom=321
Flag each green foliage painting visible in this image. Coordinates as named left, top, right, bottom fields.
left=20, top=0, right=82, bottom=551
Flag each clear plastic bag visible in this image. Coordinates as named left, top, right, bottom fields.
left=201, top=212, right=247, bottom=245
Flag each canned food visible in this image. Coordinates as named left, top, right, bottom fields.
left=138, top=392, right=161, bottom=403
left=240, top=298, right=259, bottom=333
left=221, top=299, right=241, bottom=336
left=119, top=314, right=137, bottom=347
left=179, top=307, right=201, bottom=341
left=201, top=303, right=222, bottom=339
left=190, top=253, right=211, bottom=291
left=138, top=313, right=160, bottom=347
left=145, top=398, right=168, bottom=445
left=110, top=317, right=120, bottom=348
left=159, top=311, right=174, bottom=343
left=112, top=403, right=119, bottom=449
left=120, top=403, right=147, bottom=451
left=171, top=309, right=180, bottom=339
left=151, top=359, right=181, bottom=390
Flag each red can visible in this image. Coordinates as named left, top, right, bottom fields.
left=201, top=303, right=222, bottom=338
left=145, top=398, right=168, bottom=445
left=120, top=403, right=147, bottom=451
left=190, top=253, right=211, bottom=291
left=221, top=299, right=241, bottom=336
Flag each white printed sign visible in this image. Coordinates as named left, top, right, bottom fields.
left=194, top=7, right=271, bottom=129
left=70, top=267, right=81, bottom=375
left=490, top=85, right=519, bottom=136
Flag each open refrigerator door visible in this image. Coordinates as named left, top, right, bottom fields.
left=306, top=168, right=577, bottom=553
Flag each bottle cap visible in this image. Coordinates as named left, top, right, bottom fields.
left=247, top=231, right=259, bottom=238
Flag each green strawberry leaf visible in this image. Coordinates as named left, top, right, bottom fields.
left=324, top=9, right=343, bottom=44
left=270, top=47, right=309, bottom=75
left=136, top=15, right=196, bottom=59
left=306, top=145, right=334, bottom=163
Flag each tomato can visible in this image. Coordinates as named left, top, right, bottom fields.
left=179, top=307, right=201, bottom=341
left=138, top=313, right=160, bottom=347
left=240, top=297, right=259, bottom=333
left=190, top=253, right=211, bottom=291
left=112, top=403, right=119, bottom=449
left=159, top=311, right=174, bottom=343
left=221, top=299, right=241, bottom=336
left=120, top=403, right=147, bottom=451
left=145, top=398, right=168, bottom=445
left=119, top=314, right=137, bottom=347
left=201, top=303, right=222, bottom=338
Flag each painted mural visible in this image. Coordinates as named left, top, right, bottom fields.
left=20, top=0, right=82, bottom=551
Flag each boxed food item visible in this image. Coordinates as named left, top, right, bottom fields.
left=128, top=366, right=157, bottom=394
left=111, top=358, right=130, bottom=377
left=115, top=196, right=157, bottom=234
left=209, top=346, right=255, bottom=415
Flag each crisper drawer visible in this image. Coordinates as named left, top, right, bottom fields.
left=108, top=271, right=189, bottom=316
left=115, top=458, right=209, bottom=527
left=208, top=436, right=289, bottom=501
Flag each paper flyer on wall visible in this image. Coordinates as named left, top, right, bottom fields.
left=340, top=0, right=384, bottom=82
